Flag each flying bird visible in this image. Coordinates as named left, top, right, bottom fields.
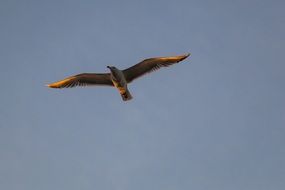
left=47, top=53, right=191, bottom=101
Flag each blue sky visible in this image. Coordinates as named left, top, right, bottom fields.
left=0, top=0, right=285, bottom=190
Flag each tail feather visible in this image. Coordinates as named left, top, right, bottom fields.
left=121, top=89, right=133, bottom=101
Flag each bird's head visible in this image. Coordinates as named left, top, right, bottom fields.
left=107, top=66, right=117, bottom=71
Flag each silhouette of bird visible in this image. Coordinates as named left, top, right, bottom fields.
left=47, top=53, right=191, bottom=101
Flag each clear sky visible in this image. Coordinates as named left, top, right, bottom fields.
left=0, top=0, right=284, bottom=190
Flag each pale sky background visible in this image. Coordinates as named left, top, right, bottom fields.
left=0, top=0, right=285, bottom=190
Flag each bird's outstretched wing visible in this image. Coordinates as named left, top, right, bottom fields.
left=123, top=53, right=190, bottom=83
left=47, top=73, right=113, bottom=88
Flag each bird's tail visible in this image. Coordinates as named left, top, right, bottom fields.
left=121, top=89, right=133, bottom=101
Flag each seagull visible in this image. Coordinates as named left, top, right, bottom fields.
left=47, top=53, right=190, bottom=101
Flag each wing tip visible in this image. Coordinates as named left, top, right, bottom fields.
left=46, top=83, right=60, bottom=88
left=183, top=53, right=191, bottom=58
left=179, top=53, right=191, bottom=62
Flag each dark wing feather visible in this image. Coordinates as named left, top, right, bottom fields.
left=47, top=73, right=113, bottom=88
left=123, top=53, right=190, bottom=83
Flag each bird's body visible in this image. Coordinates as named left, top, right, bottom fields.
left=108, top=66, right=132, bottom=101
left=47, top=53, right=190, bottom=101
